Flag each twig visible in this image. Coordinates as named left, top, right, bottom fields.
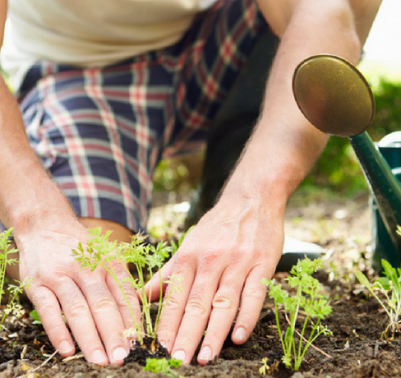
left=20, top=345, right=28, bottom=360
left=31, top=349, right=58, bottom=373
left=284, top=313, right=333, bottom=359
left=62, top=352, right=84, bottom=362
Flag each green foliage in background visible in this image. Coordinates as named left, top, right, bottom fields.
left=153, top=159, right=191, bottom=192
left=372, top=79, right=401, bottom=140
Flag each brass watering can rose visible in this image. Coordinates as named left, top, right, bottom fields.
left=293, top=54, right=401, bottom=267
left=293, top=54, right=375, bottom=137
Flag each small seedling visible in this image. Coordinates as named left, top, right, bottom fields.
left=355, top=258, right=401, bottom=338
left=0, top=229, right=32, bottom=328
left=29, top=309, right=42, bottom=325
left=259, top=357, right=279, bottom=375
left=262, top=257, right=332, bottom=370
left=144, top=357, right=182, bottom=377
left=73, top=228, right=185, bottom=345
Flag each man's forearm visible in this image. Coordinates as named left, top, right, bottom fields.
left=222, top=0, right=380, bottom=206
left=0, top=77, right=76, bottom=235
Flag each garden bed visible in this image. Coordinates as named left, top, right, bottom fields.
left=1, top=192, right=399, bottom=378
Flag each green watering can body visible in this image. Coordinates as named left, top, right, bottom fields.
left=371, top=132, right=401, bottom=270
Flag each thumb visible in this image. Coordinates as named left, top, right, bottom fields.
left=144, top=258, right=174, bottom=302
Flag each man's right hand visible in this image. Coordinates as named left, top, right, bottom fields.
left=16, top=221, right=140, bottom=365
left=0, top=27, right=140, bottom=363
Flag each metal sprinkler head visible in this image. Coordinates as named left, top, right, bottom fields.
left=293, top=54, right=375, bottom=137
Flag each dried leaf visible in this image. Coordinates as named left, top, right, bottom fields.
left=21, top=361, right=32, bottom=371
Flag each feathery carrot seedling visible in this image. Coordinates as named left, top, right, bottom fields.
left=0, top=228, right=32, bottom=328
left=262, top=257, right=332, bottom=370
left=73, top=228, right=184, bottom=345
left=355, top=258, right=401, bottom=338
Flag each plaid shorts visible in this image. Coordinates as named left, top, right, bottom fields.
left=18, top=0, right=269, bottom=232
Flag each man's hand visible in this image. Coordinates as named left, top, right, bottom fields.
left=147, top=196, right=284, bottom=365
left=16, top=222, right=141, bottom=365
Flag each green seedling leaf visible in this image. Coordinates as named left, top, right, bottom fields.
left=375, top=277, right=390, bottom=291
left=144, top=357, right=182, bottom=378
left=29, top=309, right=42, bottom=325
left=355, top=271, right=370, bottom=288
left=168, top=358, right=183, bottom=368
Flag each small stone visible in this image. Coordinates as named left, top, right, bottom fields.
left=290, top=373, right=304, bottom=378
left=363, top=345, right=374, bottom=358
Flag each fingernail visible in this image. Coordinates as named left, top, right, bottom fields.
left=58, top=340, right=74, bottom=355
left=198, top=346, right=212, bottom=362
left=234, top=327, right=246, bottom=341
left=112, top=347, right=128, bottom=362
left=172, top=349, right=186, bottom=362
left=91, top=349, right=107, bottom=365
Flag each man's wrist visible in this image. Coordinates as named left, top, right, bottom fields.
left=221, top=151, right=302, bottom=210
left=5, top=183, right=77, bottom=238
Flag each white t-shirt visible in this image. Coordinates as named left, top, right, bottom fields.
left=1, top=0, right=218, bottom=88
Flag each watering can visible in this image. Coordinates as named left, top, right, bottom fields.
left=292, top=54, right=401, bottom=270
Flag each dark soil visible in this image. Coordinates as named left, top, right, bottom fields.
left=2, top=192, right=400, bottom=378
left=123, top=336, right=170, bottom=366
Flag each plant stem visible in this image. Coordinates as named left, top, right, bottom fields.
left=104, top=261, right=143, bottom=344
left=0, top=286, right=19, bottom=327
left=0, top=247, right=8, bottom=305
left=153, top=270, right=164, bottom=333
left=296, top=315, right=310, bottom=366
left=137, top=268, right=153, bottom=337
left=296, top=319, right=322, bottom=370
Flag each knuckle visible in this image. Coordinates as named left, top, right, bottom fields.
left=92, top=297, right=117, bottom=315
left=111, top=262, right=127, bottom=276
left=66, top=300, right=88, bottom=319
left=198, top=250, right=221, bottom=271
left=173, top=251, right=194, bottom=268
left=119, top=291, right=138, bottom=305
left=163, top=295, right=182, bottom=311
left=185, top=298, right=208, bottom=317
left=36, top=300, right=57, bottom=315
left=229, top=250, right=244, bottom=265
left=213, top=290, right=237, bottom=310
left=243, top=287, right=266, bottom=302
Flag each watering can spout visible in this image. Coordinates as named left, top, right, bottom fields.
left=293, top=54, right=401, bottom=268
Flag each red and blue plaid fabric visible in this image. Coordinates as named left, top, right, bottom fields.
left=17, top=0, right=268, bottom=232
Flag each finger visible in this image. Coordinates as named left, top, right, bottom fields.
left=144, top=258, right=174, bottom=302
left=28, top=286, right=75, bottom=357
left=170, top=270, right=220, bottom=365
left=232, top=264, right=270, bottom=345
left=197, top=268, right=246, bottom=365
left=155, top=255, right=195, bottom=353
left=106, top=264, right=142, bottom=331
left=79, top=277, right=130, bottom=365
left=56, top=279, right=109, bottom=365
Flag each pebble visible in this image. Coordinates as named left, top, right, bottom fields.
left=363, top=344, right=374, bottom=358
left=290, top=373, right=304, bottom=378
